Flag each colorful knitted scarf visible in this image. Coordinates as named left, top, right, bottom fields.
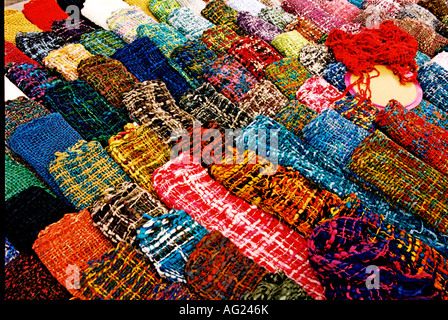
left=4, top=9, right=43, bottom=45
left=15, top=31, right=66, bottom=64
left=273, top=100, right=318, bottom=137
left=235, top=11, right=283, bottom=44
left=333, top=94, right=379, bottom=133
left=201, top=25, right=242, bottom=56
left=50, top=18, right=97, bottom=43
left=417, top=62, right=448, bottom=113
left=167, top=7, right=215, bottom=40
left=201, top=0, right=245, bottom=36
left=298, top=44, right=335, bottom=76
left=5, top=41, right=41, bottom=67
left=22, top=0, right=69, bottom=31
left=411, top=99, right=448, bottom=130
left=271, top=30, right=310, bottom=58
left=80, top=30, right=127, bottom=57
left=296, top=76, right=342, bottom=113
left=147, top=0, right=180, bottom=23
left=148, top=282, right=199, bottom=300
left=258, top=6, right=297, bottom=31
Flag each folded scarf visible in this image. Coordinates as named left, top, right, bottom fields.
left=397, top=3, right=440, bottom=29
left=333, top=94, right=378, bottom=133
left=5, top=41, right=41, bottom=67
left=15, top=31, right=66, bottom=64
left=201, top=0, right=245, bottom=35
left=418, top=0, right=448, bottom=21
left=320, top=0, right=362, bottom=24
left=4, top=9, right=43, bottom=45
left=80, top=30, right=127, bottom=57
left=296, top=76, right=342, bottom=113
left=22, top=0, right=69, bottom=31
left=147, top=0, right=180, bottom=22
left=273, top=100, right=318, bottom=137
left=167, top=7, right=215, bottom=40
left=271, top=30, right=310, bottom=58
left=80, top=0, right=131, bottom=30
left=411, top=99, right=448, bottom=130
left=322, top=61, right=348, bottom=92
left=227, top=0, right=267, bottom=16
left=201, top=25, right=242, bottom=56
left=50, top=18, right=97, bottom=43
left=298, top=44, right=334, bottom=76
left=258, top=6, right=297, bottom=30
left=235, top=11, right=283, bottom=44
left=417, top=62, right=448, bottom=113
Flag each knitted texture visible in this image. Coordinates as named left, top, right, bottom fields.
left=106, top=124, right=171, bottom=193
left=299, top=44, right=335, bottom=76
left=296, top=76, right=342, bottom=113
left=48, top=140, right=132, bottom=210
left=415, top=50, right=432, bottom=67
left=8, top=113, right=83, bottom=200
left=418, top=0, right=448, bottom=21
left=178, top=82, right=253, bottom=129
left=32, top=209, right=115, bottom=299
left=209, top=148, right=343, bottom=237
left=397, top=3, right=440, bottom=29
left=4, top=9, right=43, bottom=45
left=203, top=54, right=259, bottom=103
left=333, top=94, right=379, bottom=133
left=5, top=238, right=20, bottom=266
left=375, top=100, right=448, bottom=175
left=112, top=37, right=191, bottom=102
left=106, top=6, right=157, bottom=43
left=147, top=0, right=180, bottom=22
left=284, top=16, right=327, bottom=44
left=80, top=30, right=127, bottom=57
left=265, top=57, right=312, bottom=100
left=152, top=153, right=326, bottom=300
left=347, top=130, right=448, bottom=235
left=50, top=18, right=97, bottom=43
left=123, top=0, right=159, bottom=21
left=258, top=7, right=297, bottom=30
left=79, top=243, right=163, bottom=300
left=271, top=30, right=310, bottom=58
left=201, top=0, right=245, bottom=35
left=43, top=80, right=131, bottom=145
left=301, top=109, right=370, bottom=166
left=167, top=7, right=215, bottom=40
left=137, top=209, right=209, bottom=283
left=273, top=100, right=318, bottom=137
left=227, top=35, right=283, bottom=80
left=22, top=0, right=69, bottom=31
left=80, top=0, right=131, bottom=30
left=227, top=0, right=267, bottom=16
left=322, top=62, right=348, bottom=92
left=175, top=0, right=206, bottom=16
left=417, top=62, right=448, bottom=113
left=320, top=0, right=362, bottom=23
left=237, top=80, right=289, bottom=118
left=148, top=282, right=198, bottom=300
left=90, top=181, right=170, bottom=245
left=5, top=186, right=73, bottom=253
left=77, top=54, right=139, bottom=110
left=5, top=252, right=72, bottom=300
left=185, top=230, right=267, bottom=300
left=411, top=99, right=448, bottom=130
left=15, top=31, right=65, bottom=64
left=5, top=41, right=41, bottom=67
left=429, top=52, right=448, bottom=71
left=201, top=25, right=242, bottom=56
left=235, top=11, right=283, bottom=44
left=42, top=43, right=93, bottom=81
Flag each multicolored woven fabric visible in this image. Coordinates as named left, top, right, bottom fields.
left=5, top=238, right=20, bottom=266
left=50, top=18, right=97, bottom=43
left=235, top=11, right=283, bottom=44
left=43, top=79, right=131, bottom=145
left=429, top=52, right=448, bottom=71
left=4, top=9, right=43, bottom=45
left=90, top=181, right=170, bottom=245
left=258, top=6, right=297, bottom=30
left=201, top=0, right=245, bottom=36
left=320, top=0, right=362, bottom=24
left=106, top=6, right=157, bottom=43
left=417, top=62, right=448, bottom=113
left=237, top=80, right=289, bottom=119
left=299, top=44, right=334, bottom=76
left=137, top=209, right=209, bottom=283
left=333, top=94, right=378, bottom=133
left=418, top=0, right=448, bottom=21
left=80, top=0, right=131, bottom=30
left=147, top=0, right=180, bottom=22
left=167, top=7, right=215, bottom=40
left=175, top=0, right=206, bottom=16
left=77, top=54, right=139, bottom=110
left=209, top=148, right=342, bottom=236
left=273, top=100, right=318, bottom=137
left=5, top=41, right=41, bottom=67
left=8, top=113, right=83, bottom=200
left=112, top=37, right=191, bottom=102
left=296, top=76, right=342, bottom=113
left=265, top=57, right=312, bottom=100
left=227, top=0, right=267, bottom=16
left=271, top=30, right=310, bottom=58
left=32, top=209, right=114, bottom=299
left=301, top=109, right=370, bottom=166
left=201, top=25, right=242, bottom=56
left=411, top=99, right=448, bottom=130
left=22, top=0, right=69, bottom=31
left=185, top=230, right=268, bottom=300
left=80, top=30, right=127, bottom=57
left=42, top=43, right=93, bottom=81
left=375, top=99, right=448, bottom=175
left=15, top=31, right=65, bottom=64
left=148, top=282, right=198, bottom=300
left=415, top=50, right=432, bottom=67
left=152, top=153, right=326, bottom=300
left=106, top=123, right=171, bottom=193
left=136, top=23, right=188, bottom=57
left=397, top=3, right=440, bottom=29
left=5, top=252, right=72, bottom=300
left=5, top=186, right=73, bottom=253
left=347, top=130, right=448, bottom=235
left=79, top=242, right=162, bottom=300
left=178, top=82, right=253, bottom=129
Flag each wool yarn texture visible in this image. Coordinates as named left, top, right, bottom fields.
left=375, top=100, right=448, bottom=175
left=265, top=57, right=312, bottom=100
left=322, top=62, right=348, bottom=92
left=227, top=35, right=283, bottom=81
left=15, top=31, right=66, bottom=64
left=80, top=30, right=127, bottom=57
left=175, top=0, right=206, bottom=16
left=80, top=0, right=131, bottom=30
left=429, top=52, right=448, bottom=71
left=42, top=43, right=93, bottom=81
left=90, top=181, right=170, bottom=245
left=5, top=41, right=41, bottom=67
left=296, top=76, right=342, bottom=113
left=417, top=62, right=448, bottom=113
left=106, top=123, right=171, bottom=193
left=43, top=79, right=131, bottom=145
left=50, top=18, right=97, bottom=43
left=178, top=82, right=253, bottom=130
left=415, top=50, right=432, bottom=68
left=137, top=209, right=209, bottom=283
left=201, top=0, right=245, bottom=36
left=320, top=0, right=362, bottom=24
left=301, top=109, right=370, bottom=166
left=22, top=0, right=69, bottom=31
left=152, top=153, right=326, bottom=300
left=147, top=0, right=180, bottom=22
left=227, top=0, right=266, bottom=16
left=79, top=243, right=163, bottom=300
left=106, top=6, right=157, bottom=44
left=167, top=7, right=215, bottom=41
left=185, top=230, right=268, bottom=300
left=235, top=11, right=283, bottom=44
left=411, top=99, right=448, bottom=131
left=418, top=0, right=448, bottom=21
left=8, top=113, right=83, bottom=201
left=4, top=9, right=43, bottom=45
left=32, top=209, right=114, bottom=299
left=273, top=100, right=318, bottom=137
left=122, top=0, right=159, bottom=21
left=258, top=6, right=297, bottom=30
left=237, top=80, right=289, bottom=119
left=5, top=252, right=72, bottom=300
left=112, top=37, right=191, bottom=102
left=148, top=282, right=199, bottom=300
left=201, top=25, right=242, bottom=56
left=271, top=30, right=310, bottom=59
left=347, top=130, right=448, bottom=235
left=332, top=94, right=379, bottom=133
left=77, top=54, right=139, bottom=110
left=397, top=3, right=440, bottom=30
left=5, top=238, right=20, bottom=266
left=209, top=148, right=343, bottom=237
left=298, top=44, right=335, bottom=76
